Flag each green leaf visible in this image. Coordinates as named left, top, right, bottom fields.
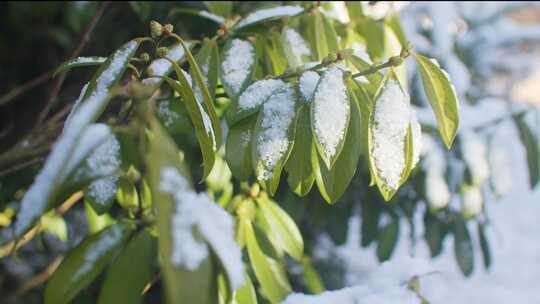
left=162, top=74, right=216, bottom=180
left=311, top=68, right=351, bottom=169
left=252, top=85, right=298, bottom=195
left=478, top=223, right=492, bottom=270
left=84, top=201, right=114, bottom=234
left=415, top=53, right=460, bottom=149
left=312, top=87, right=361, bottom=203
left=54, top=57, right=107, bottom=77
left=14, top=40, right=140, bottom=239
left=514, top=113, right=540, bottom=188
left=234, top=6, right=304, bottom=30
left=424, top=211, right=446, bottom=258
left=41, top=212, right=68, bottom=241
left=225, top=116, right=256, bottom=181
left=156, top=97, right=194, bottom=135
left=360, top=192, right=380, bottom=247
left=146, top=117, right=216, bottom=304
left=384, top=24, right=407, bottom=87
left=85, top=176, right=119, bottom=215
left=98, top=229, right=157, bottom=304
left=345, top=52, right=382, bottom=95
left=453, top=217, right=474, bottom=276
left=233, top=273, right=258, bottom=304
left=169, top=8, right=225, bottom=24
left=243, top=219, right=291, bottom=303
left=321, top=13, right=340, bottom=54
left=376, top=218, right=399, bottom=262
left=285, top=105, right=315, bottom=196
left=256, top=196, right=304, bottom=260
left=44, top=222, right=133, bottom=304
left=204, top=1, right=232, bottom=18
left=143, top=42, right=192, bottom=90
left=176, top=35, right=222, bottom=148
left=385, top=14, right=408, bottom=47
left=192, top=38, right=220, bottom=102
left=115, top=177, right=139, bottom=214
left=309, top=10, right=329, bottom=61
left=221, top=39, right=257, bottom=99
left=356, top=17, right=385, bottom=61
left=301, top=257, right=325, bottom=294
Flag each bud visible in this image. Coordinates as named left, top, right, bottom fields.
left=322, top=53, right=338, bottom=65
left=217, top=28, right=225, bottom=36
left=388, top=56, right=404, bottom=66
left=140, top=52, right=150, bottom=63
left=163, top=24, right=174, bottom=36
left=157, top=47, right=169, bottom=58
left=126, top=165, right=141, bottom=184
left=150, top=20, right=163, bottom=39
left=249, top=183, right=260, bottom=198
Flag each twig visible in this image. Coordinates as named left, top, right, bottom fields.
left=10, top=257, right=63, bottom=298
left=0, top=71, right=53, bottom=106
left=36, top=1, right=110, bottom=126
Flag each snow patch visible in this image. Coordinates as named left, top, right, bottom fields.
left=235, top=6, right=304, bottom=29
left=238, top=79, right=285, bottom=110
left=299, top=71, right=320, bottom=102
left=222, top=39, right=255, bottom=96
left=282, top=28, right=311, bottom=67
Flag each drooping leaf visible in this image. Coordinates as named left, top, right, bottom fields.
left=169, top=8, right=225, bottom=24
left=424, top=211, right=446, bottom=258
left=98, top=229, right=157, bottom=304
left=376, top=218, right=399, bottom=262
left=192, top=38, right=220, bottom=104
left=256, top=196, right=304, bottom=260
left=285, top=105, right=315, bottom=196
left=415, top=53, right=460, bottom=149
left=225, top=116, right=256, bottom=181
left=233, top=273, right=258, bottom=304
left=14, top=40, right=140, bottom=239
left=453, top=217, right=474, bottom=276
left=54, top=56, right=107, bottom=77
left=321, top=13, right=340, bottom=53
left=312, top=86, right=362, bottom=203
left=143, top=42, right=192, bottom=89
left=301, top=257, right=325, bottom=294
left=356, top=17, right=385, bottom=61
left=514, top=113, right=540, bottom=188
left=156, top=97, right=194, bottom=135
left=44, top=222, right=133, bottom=304
left=204, top=1, right=232, bottom=18
left=478, top=223, right=492, bottom=270
left=243, top=219, right=291, bottom=303
left=308, top=10, right=329, bottom=61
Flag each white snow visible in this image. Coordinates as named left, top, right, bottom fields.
left=255, top=84, right=296, bottom=180
left=461, top=185, right=483, bottom=218
left=351, top=43, right=373, bottom=65
left=460, top=131, right=490, bottom=186
left=14, top=40, right=138, bottom=237
left=322, top=1, right=350, bottom=24
left=410, top=110, right=422, bottom=168
left=196, top=101, right=217, bottom=151
left=371, top=79, right=411, bottom=190
left=422, top=134, right=450, bottom=210
left=78, top=134, right=121, bottom=178
left=235, top=6, right=304, bottom=29
left=69, top=56, right=107, bottom=65
left=157, top=99, right=180, bottom=127
left=221, top=39, right=255, bottom=96
left=282, top=28, right=311, bottom=67
left=488, top=143, right=513, bottom=198
left=238, top=79, right=285, bottom=110
left=142, top=43, right=189, bottom=87
left=63, top=82, right=89, bottom=133
left=86, top=176, right=118, bottom=206
left=73, top=224, right=124, bottom=281
left=299, top=71, right=320, bottom=103
left=312, top=67, right=349, bottom=162
left=361, top=1, right=410, bottom=20
left=199, top=10, right=225, bottom=23
left=160, top=167, right=244, bottom=290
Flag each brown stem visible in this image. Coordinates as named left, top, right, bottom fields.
left=35, top=1, right=110, bottom=126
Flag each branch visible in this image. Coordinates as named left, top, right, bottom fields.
left=0, top=71, right=53, bottom=106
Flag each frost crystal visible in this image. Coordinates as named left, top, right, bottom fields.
left=313, top=67, right=349, bottom=160
left=73, top=224, right=124, bottom=281
left=160, top=167, right=244, bottom=289
left=222, top=39, right=254, bottom=95
left=255, top=84, right=296, bottom=180
left=371, top=79, right=411, bottom=190
left=238, top=79, right=285, bottom=110
left=235, top=6, right=304, bottom=29
left=299, top=71, right=320, bottom=102
left=461, top=185, right=483, bottom=218
left=157, top=100, right=180, bottom=127
left=87, top=176, right=119, bottom=206
left=460, top=131, right=489, bottom=185
left=282, top=28, right=311, bottom=67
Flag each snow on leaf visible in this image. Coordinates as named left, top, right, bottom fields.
left=254, top=84, right=296, bottom=181
left=460, top=131, right=490, bottom=186
left=371, top=79, right=411, bottom=191
left=410, top=110, right=422, bottom=168
left=312, top=66, right=350, bottom=168
left=160, top=167, right=245, bottom=290
left=299, top=71, right=320, bottom=103
left=282, top=28, right=311, bottom=67
left=235, top=6, right=304, bottom=29
left=221, top=39, right=255, bottom=96
left=142, top=43, right=190, bottom=87
left=238, top=79, right=285, bottom=111
left=86, top=176, right=119, bottom=207
left=461, top=185, right=483, bottom=218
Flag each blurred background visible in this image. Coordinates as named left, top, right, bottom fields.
left=1, top=1, right=540, bottom=303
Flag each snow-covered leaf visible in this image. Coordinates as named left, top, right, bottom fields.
left=415, top=54, right=460, bottom=149
left=169, top=8, right=225, bottom=24
left=281, top=28, right=312, bottom=68
left=514, top=113, right=540, bottom=189
left=312, top=88, right=361, bottom=204
left=14, top=40, right=140, bottom=238
left=156, top=97, right=194, bottom=135
left=376, top=218, right=399, bottom=262
left=97, top=229, right=157, bottom=304
left=252, top=84, right=298, bottom=195
left=453, top=217, right=474, bottom=276
left=54, top=56, right=107, bottom=76
left=311, top=67, right=350, bottom=169
left=44, top=223, right=133, bottom=304
left=142, top=42, right=191, bottom=88
left=221, top=39, right=256, bottom=99
left=229, top=79, right=285, bottom=125
left=235, top=6, right=304, bottom=30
